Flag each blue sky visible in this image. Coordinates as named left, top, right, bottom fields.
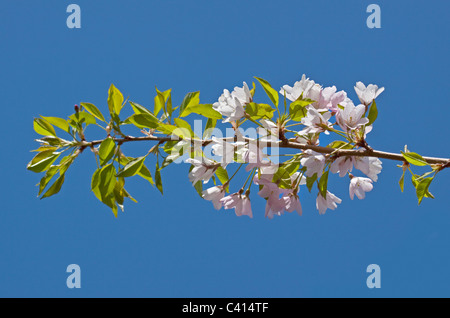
left=0, top=0, right=449, bottom=297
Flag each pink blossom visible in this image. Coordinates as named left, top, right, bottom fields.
left=220, top=193, right=253, bottom=218
left=300, top=149, right=326, bottom=177
left=349, top=177, right=373, bottom=200
left=354, top=81, right=384, bottom=106
left=316, top=191, right=342, bottom=215
left=330, top=156, right=354, bottom=177
left=202, top=186, right=225, bottom=210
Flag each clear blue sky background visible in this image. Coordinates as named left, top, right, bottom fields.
left=0, top=0, right=449, bottom=297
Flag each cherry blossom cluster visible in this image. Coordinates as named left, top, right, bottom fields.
left=187, top=75, right=385, bottom=218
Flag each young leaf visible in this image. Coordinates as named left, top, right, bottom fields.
left=91, top=168, right=102, bottom=201
left=306, top=173, right=318, bottom=192
left=179, top=92, right=200, bottom=116
left=215, top=166, right=229, bottom=191
left=80, top=103, right=106, bottom=122
left=399, top=170, right=405, bottom=192
left=41, top=116, right=70, bottom=133
left=34, top=118, right=56, bottom=137
left=69, top=112, right=96, bottom=127
left=129, top=101, right=152, bottom=115
left=27, top=150, right=60, bottom=173
left=254, top=77, right=279, bottom=107
left=41, top=174, right=65, bottom=199
left=416, top=177, right=433, bottom=205
left=128, top=113, right=160, bottom=129
left=98, top=164, right=117, bottom=201
left=98, top=138, right=116, bottom=166
left=180, top=104, right=222, bottom=119
left=138, top=164, right=155, bottom=186
left=401, top=151, right=428, bottom=166
left=154, top=88, right=166, bottom=116
left=250, top=82, right=256, bottom=98
left=245, top=103, right=275, bottom=119
left=367, top=100, right=378, bottom=125
left=174, top=118, right=196, bottom=139
left=272, top=167, right=292, bottom=189
left=203, top=118, right=217, bottom=139
left=155, top=161, right=163, bottom=195
left=318, top=170, right=329, bottom=198
left=116, top=156, right=146, bottom=178
left=38, top=166, right=59, bottom=196
left=327, top=140, right=353, bottom=149
left=107, top=84, right=124, bottom=115
left=194, top=181, right=203, bottom=197
left=289, top=100, right=311, bottom=121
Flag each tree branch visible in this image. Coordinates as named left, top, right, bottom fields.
left=78, top=135, right=450, bottom=167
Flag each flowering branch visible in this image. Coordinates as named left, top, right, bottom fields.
left=28, top=75, right=449, bottom=218
left=78, top=136, right=450, bottom=166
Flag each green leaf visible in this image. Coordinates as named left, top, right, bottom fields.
left=98, top=138, right=116, bottom=166
left=254, top=77, right=279, bottom=107
left=137, top=164, right=155, bottom=186
left=289, top=100, right=311, bottom=121
left=33, top=118, right=56, bottom=137
left=203, top=118, right=217, bottom=139
left=38, top=166, right=59, bottom=196
left=179, top=91, right=200, bottom=116
left=194, top=181, right=203, bottom=197
left=154, top=87, right=166, bottom=116
left=59, top=155, right=75, bottom=175
left=401, top=151, right=429, bottom=166
left=41, top=174, right=65, bottom=199
left=250, top=82, right=256, bottom=98
left=128, top=113, right=160, bottom=129
left=318, top=170, right=329, bottom=198
left=306, top=173, right=318, bottom=192
left=27, top=150, right=60, bottom=173
left=40, top=116, right=70, bottom=133
left=98, top=164, right=117, bottom=201
left=245, top=102, right=275, bottom=119
left=129, top=101, right=152, bottom=115
left=107, top=84, right=124, bottom=115
left=174, top=118, right=196, bottom=139
left=155, top=161, right=163, bottom=195
left=116, top=156, right=146, bottom=178
left=69, top=112, right=96, bottom=127
left=272, top=167, right=292, bottom=189
left=164, top=89, right=173, bottom=116
left=415, top=177, right=434, bottom=205
left=327, top=140, right=353, bottom=149
left=80, top=102, right=106, bottom=122
left=215, top=166, right=229, bottom=191
left=399, top=170, right=405, bottom=192
left=283, top=160, right=300, bottom=175
left=91, top=168, right=102, bottom=201
left=367, top=100, right=378, bottom=125
left=181, top=104, right=222, bottom=119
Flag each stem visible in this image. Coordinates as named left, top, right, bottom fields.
left=78, top=136, right=450, bottom=166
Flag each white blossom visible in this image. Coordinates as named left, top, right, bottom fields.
left=202, top=186, right=225, bottom=210
left=213, top=82, right=251, bottom=123
left=220, top=193, right=253, bottom=218
left=316, top=191, right=342, bottom=215
left=354, top=157, right=382, bottom=182
left=349, top=177, right=373, bottom=200
left=185, top=157, right=217, bottom=185
left=301, top=107, right=333, bottom=134
left=300, top=149, right=326, bottom=177
left=330, top=156, right=354, bottom=177
left=336, top=99, right=369, bottom=131
left=279, top=74, right=316, bottom=102
left=354, top=81, right=385, bottom=106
